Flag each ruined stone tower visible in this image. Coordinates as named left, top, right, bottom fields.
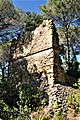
left=9, top=20, right=65, bottom=87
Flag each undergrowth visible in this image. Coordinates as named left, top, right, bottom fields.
left=0, top=80, right=46, bottom=120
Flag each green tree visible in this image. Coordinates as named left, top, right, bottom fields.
left=0, top=0, right=25, bottom=40
left=0, top=0, right=23, bottom=80
left=0, top=0, right=15, bottom=22
left=25, top=12, right=43, bottom=31
left=39, top=0, right=80, bottom=70
left=0, top=41, right=11, bottom=81
left=59, top=26, right=80, bottom=62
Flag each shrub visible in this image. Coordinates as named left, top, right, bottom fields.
left=74, top=78, right=80, bottom=90
left=0, top=79, right=46, bottom=119
left=67, top=79, right=80, bottom=113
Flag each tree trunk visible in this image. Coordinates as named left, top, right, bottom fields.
left=71, top=46, right=76, bottom=61
left=2, top=67, right=5, bottom=81
left=66, top=27, right=70, bottom=70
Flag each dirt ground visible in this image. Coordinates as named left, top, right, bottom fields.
left=66, top=108, right=80, bottom=120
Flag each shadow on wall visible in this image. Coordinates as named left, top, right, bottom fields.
left=9, top=57, right=49, bottom=105
left=10, top=32, right=33, bottom=58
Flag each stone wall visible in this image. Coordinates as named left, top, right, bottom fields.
left=9, top=20, right=77, bottom=112
left=9, top=20, right=65, bottom=86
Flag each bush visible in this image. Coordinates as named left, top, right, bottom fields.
left=18, top=83, right=45, bottom=111
left=0, top=79, right=46, bottom=120
left=0, top=100, right=11, bottom=119
left=74, top=78, right=80, bottom=90
left=67, top=78, right=80, bottom=113
left=0, top=80, right=19, bottom=108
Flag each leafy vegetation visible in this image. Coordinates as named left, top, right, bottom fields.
left=74, top=78, right=80, bottom=90
left=25, top=12, right=43, bottom=31
left=67, top=92, right=80, bottom=112
left=0, top=79, right=46, bottom=120
left=67, top=79, right=80, bottom=113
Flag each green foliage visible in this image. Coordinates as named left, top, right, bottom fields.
left=59, top=26, right=80, bottom=60
left=25, top=12, right=43, bottom=31
left=0, top=80, right=19, bottom=108
left=39, top=0, right=80, bottom=26
left=54, top=112, right=63, bottom=120
left=52, top=103, right=64, bottom=120
left=74, top=78, right=80, bottom=90
left=66, top=60, right=80, bottom=79
left=11, top=90, right=30, bottom=120
left=0, top=100, right=11, bottom=119
left=18, top=83, right=45, bottom=111
left=0, top=0, right=15, bottom=22
left=0, top=94, right=30, bottom=120
left=67, top=91, right=80, bottom=112
left=52, top=103, right=59, bottom=109
left=67, top=79, right=80, bottom=114
left=0, top=0, right=25, bottom=23
left=0, top=41, right=11, bottom=81
left=0, top=79, right=46, bottom=120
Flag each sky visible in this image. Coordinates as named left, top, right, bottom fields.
left=12, top=0, right=46, bottom=14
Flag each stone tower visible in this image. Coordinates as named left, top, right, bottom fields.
left=9, top=20, right=65, bottom=87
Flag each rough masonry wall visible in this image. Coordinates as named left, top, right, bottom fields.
left=9, top=20, right=77, bottom=111
left=9, top=20, right=65, bottom=87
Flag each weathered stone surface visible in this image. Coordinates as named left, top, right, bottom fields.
left=9, top=20, right=65, bottom=86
